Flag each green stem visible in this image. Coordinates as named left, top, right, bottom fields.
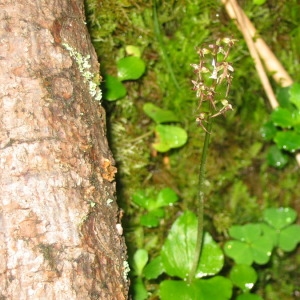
left=187, top=117, right=213, bottom=284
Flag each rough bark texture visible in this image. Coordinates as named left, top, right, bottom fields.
left=0, top=0, right=129, bottom=299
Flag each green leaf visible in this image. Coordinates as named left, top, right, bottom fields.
left=276, top=86, right=292, bottom=108
left=160, top=277, right=232, bottom=300
left=133, top=249, right=148, bottom=276
left=279, top=224, right=300, bottom=251
left=263, top=207, right=297, bottom=230
left=228, top=224, right=262, bottom=243
left=260, top=223, right=278, bottom=247
left=224, top=241, right=253, bottom=265
left=156, top=188, right=179, bottom=207
left=225, top=224, right=273, bottom=265
left=140, top=209, right=165, bottom=228
left=143, top=256, right=165, bottom=280
left=161, top=211, right=224, bottom=280
left=229, top=264, right=257, bottom=292
left=260, top=121, right=277, bottom=141
left=271, top=107, right=294, bottom=128
left=133, top=277, right=148, bottom=300
left=290, top=82, right=300, bottom=110
left=153, top=125, right=188, bottom=152
left=117, top=56, right=146, bottom=81
left=132, top=190, right=155, bottom=210
left=103, top=75, right=127, bottom=101
left=143, top=103, right=179, bottom=123
left=266, top=145, right=289, bottom=168
left=274, top=131, right=300, bottom=152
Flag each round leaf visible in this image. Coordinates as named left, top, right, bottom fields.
left=143, top=103, right=179, bottom=123
left=230, top=264, right=257, bottom=292
left=117, top=56, right=146, bottom=81
left=103, top=75, right=126, bottom=101
left=153, top=125, right=188, bottom=152
left=274, top=131, right=300, bottom=152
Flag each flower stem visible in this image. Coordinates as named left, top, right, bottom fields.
left=187, top=116, right=213, bottom=284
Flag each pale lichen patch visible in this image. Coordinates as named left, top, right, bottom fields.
left=62, top=43, right=102, bottom=102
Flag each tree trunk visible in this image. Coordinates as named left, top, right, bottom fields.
left=0, top=0, right=129, bottom=299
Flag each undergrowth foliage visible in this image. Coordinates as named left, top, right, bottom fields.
left=130, top=39, right=300, bottom=300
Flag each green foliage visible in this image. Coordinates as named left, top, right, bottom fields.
left=224, top=207, right=300, bottom=267
left=132, top=188, right=179, bottom=227
left=143, top=103, right=188, bottom=152
left=103, top=52, right=146, bottom=101
left=224, top=223, right=273, bottom=265
left=117, top=56, right=146, bottom=81
left=229, top=264, right=257, bottom=292
left=161, top=212, right=224, bottom=280
left=143, top=103, right=179, bottom=123
left=261, top=83, right=300, bottom=167
left=159, top=277, right=232, bottom=300
left=104, top=74, right=127, bottom=101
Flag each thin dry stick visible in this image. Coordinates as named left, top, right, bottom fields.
left=222, top=0, right=300, bottom=166
left=224, top=0, right=278, bottom=109
left=222, top=0, right=293, bottom=88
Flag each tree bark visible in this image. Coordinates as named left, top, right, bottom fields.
left=0, top=0, right=129, bottom=299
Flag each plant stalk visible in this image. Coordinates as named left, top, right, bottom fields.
left=187, top=117, right=213, bottom=284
